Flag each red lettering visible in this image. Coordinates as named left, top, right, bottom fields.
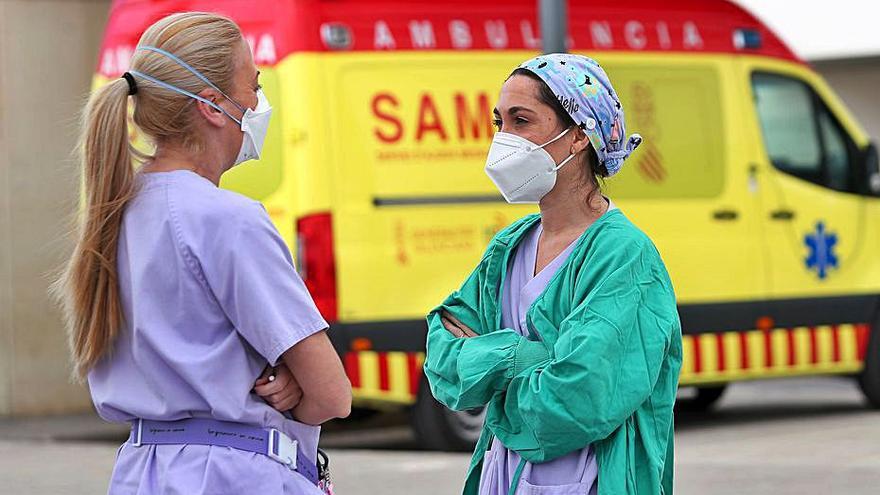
left=415, top=93, right=448, bottom=142
left=372, top=93, right=403, bottom=143
left=454, top=92, right=492, bottom=141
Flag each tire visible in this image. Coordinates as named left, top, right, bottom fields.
left=411, top=378, right=485, bottom=451
left=676, top=385, right=727, bottom=412
left=858, top=315, right=880, bottom=409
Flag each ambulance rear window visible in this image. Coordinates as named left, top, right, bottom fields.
left=604, top=63, right=725, bottom=200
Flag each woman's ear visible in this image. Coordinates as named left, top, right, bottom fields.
left=195, top=88, right=229, bottom=129
left=570, top=126, right=591, bottom=155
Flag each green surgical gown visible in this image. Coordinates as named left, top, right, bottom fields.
left=424, top=210, right=682, bottom=495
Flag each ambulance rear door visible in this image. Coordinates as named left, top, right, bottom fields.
left=322, top=52, right=537, bottom=326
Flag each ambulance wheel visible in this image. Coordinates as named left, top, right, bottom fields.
left=412, top=378, right=485, bottom=452
left=857, top=315, right=880, bottom=409
left=676, top=385, right=727, bottom=412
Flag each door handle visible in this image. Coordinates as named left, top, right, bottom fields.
left=712, top=209, right=739, bottom=221
left=770, top=209, right=796, bottom=221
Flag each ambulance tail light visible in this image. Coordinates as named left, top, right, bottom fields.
left=296, top=212, right=338, bottom=322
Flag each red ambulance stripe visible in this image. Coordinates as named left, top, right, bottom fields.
left=407, top=353, right=422, bottom=396
left=831, top=325, right=842, bottom=362
left=715, top=334, right=726, bottom=372
left=345, top=352, right=361, bottom=388
left=764, top=330, right=774, bottom=368
left=739, top=332, right=750, bottom=370
left=378, top=353, right=390, bottom=391
left=692, top=336, right=703, bottom=374
left=787, top=329, right=797, bottom=367
left=809, top=327, right=819, bottom=365
left=856, top=324, right=870, bottom=361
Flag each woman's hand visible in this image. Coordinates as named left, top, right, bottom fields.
left=254, top=364, right=303, bottom=412
left=441, top=310, right=478, bottom=338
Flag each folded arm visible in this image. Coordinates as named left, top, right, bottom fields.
left=488, top=252, right=678, bottom=462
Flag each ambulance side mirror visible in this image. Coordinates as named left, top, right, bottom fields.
left=864, top=142, right=880, bottom=196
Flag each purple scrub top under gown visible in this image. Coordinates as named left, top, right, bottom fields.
left=479, top=202, right=618, bottom=495
left=88, top=171, right=329, bottom=494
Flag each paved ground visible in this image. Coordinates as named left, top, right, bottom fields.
left=1, top=377, right=878, bottom=494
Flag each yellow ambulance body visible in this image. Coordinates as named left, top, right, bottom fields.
left=96, top=0, right=880, bottom=449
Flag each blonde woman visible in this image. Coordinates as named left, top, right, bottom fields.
left=54, top=12, right=350, bottom=494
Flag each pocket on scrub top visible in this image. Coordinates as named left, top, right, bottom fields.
left=517, top=479, right=592, bottom=495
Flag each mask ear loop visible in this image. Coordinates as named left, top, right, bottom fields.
left=541, top=126, right=576, bottom=171
left=538, top=126, right=572, bottom=148
left=127, top=70, right=243, bottom=126
left=552, top=152, right=577, bottom=171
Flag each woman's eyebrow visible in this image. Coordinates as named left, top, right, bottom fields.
left=494, top=106, right=536, bottom=116
left=508, top=106, right=535, bottom=115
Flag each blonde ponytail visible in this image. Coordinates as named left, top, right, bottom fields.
left=53, top=77, right=137, bottom=379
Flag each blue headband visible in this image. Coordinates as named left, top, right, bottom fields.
left=518, top=53, right=642, bottom=177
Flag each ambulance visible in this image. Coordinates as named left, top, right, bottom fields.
left=95, top=0, right=880, bottom=450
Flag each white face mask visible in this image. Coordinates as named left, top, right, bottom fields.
left=228, top=88, right=272, bottom=166
left=484, top=128, right=575, bottom=203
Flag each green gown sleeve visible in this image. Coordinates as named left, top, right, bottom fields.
left=487, top=239, right=679, bottom=462
left=423, top=248, right=552, bottom=412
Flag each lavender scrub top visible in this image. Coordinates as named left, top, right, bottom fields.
left=87, top=170, right=329, bottom=495
left=479, top=201, right=617, bottom=495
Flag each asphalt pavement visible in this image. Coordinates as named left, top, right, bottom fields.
left=1, top=376, right=878, bottom=494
